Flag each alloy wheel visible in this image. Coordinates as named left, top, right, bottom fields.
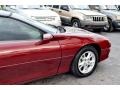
left=78, top=51, right=96, bottom=74
left=73, top=21, right=79, bottom=28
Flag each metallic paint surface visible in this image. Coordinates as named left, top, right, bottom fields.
left=0, top=28, right=111, bottom=84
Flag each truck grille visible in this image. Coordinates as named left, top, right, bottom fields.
left=92, top=16, right=104, bottom=21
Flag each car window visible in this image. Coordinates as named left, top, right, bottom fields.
left=0, top=17, right=42, bottom=41
left=12, top=13, right=58, bottom=34
left=60, top=5, right=69, bottom=11
left=106, top=5, right=118, bottom=10
left=53, top=5, right=59, bottom=9
left=70, top=5, right=90, bottom=10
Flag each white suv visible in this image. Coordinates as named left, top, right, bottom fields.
left=6, top=5, right=61, bottom=26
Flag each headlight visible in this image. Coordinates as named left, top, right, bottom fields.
left=104, top=16, right=108, bottom=21
left=116, top=16, right=120, bottom=20
left=84, top=15, right=93, bottom=21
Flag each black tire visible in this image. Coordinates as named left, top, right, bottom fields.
left=71, top=46, right=99, bottom=77
left=71, top=19, right=81, bottom=28
left=106, top=18, right=114, bottom=32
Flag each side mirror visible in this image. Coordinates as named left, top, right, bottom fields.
left=41, top=34, right=53, bottom=41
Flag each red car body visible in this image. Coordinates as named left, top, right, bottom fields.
left=0, top=11, right=111, bottom=84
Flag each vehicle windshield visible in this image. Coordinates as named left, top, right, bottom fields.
left=100, top=5, right=117, bottom=10
left=106, top=5, right=117, bottom=10
left=70, top=5, right=90, bottom=10
left=16, top=5, right=47, bottom=10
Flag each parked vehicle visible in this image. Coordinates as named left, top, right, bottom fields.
left=89, top=5, right=120, bottom=32
left=115, top=5, right=120, bottom=10
left=51, top=5, right=108, bottom=32
left=5, top=5, right=61, bottom=26
left=0, top=10, right=111, bottom=84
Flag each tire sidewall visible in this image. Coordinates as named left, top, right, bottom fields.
left=72, top=19, right=81, bottom=28
left=71, top=46, right=98, bottom=77
left=108, top=19, right=114, bottom=32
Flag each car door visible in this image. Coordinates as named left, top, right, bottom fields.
left=59, top=5, right=72, bottom=25
left=0, top=17, right=61, bottom=84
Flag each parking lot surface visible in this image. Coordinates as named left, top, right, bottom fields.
left=28, top=31, right=120, bottom=85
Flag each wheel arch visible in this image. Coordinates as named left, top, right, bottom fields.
left=89, top=43, right=101, bottom=59
left=70, top=43, right=100, bottom=77
left=107, top=16, right=115, bottom=29
left=80, top=43, right=101, bottom=61
left=70, top=43, right=101, bottom=70
left=71, top=17, right=80, bottom=22
left=107, top=17, right=112, bottom=20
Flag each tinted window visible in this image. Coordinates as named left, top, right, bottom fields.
left=44, top=5, right=52, bottom=7
left=53, top=5, right=59, bottom=9
left=0, top=17, right=42, bottom=41
left=60, top=5, right=69, bottom=10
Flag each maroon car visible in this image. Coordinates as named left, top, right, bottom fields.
left=0, top=10, right=111, bottom=84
